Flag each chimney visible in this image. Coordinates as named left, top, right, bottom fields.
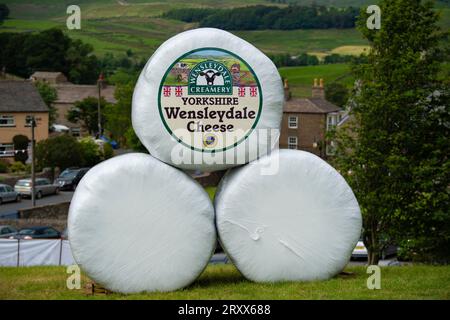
left=284, top=79, right=291, bottom=101
left=312, top=78, right=325, bottom=99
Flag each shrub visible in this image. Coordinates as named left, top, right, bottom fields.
left=102, top=142, right=114, bottom=160
left=13, top=134, right=29, bottom=163
left=35, top=135, right=83, bottom=173
left=9, top=161, right=26, bottom=173
left=0, top=160, right=8, bottom=173
left=79, top=137, right=102, bottom=167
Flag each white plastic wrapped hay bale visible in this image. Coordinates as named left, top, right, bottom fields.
left=68, top=153, right=216, bottom=293
left=215, top=150, right=362, bottom=282
left=132, top=28, right=284, bottom=172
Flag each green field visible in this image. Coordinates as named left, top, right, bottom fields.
left=279, top=64, right=354, bottom=97
left=2, top=0, right=448, bottom=59
left=0, top=18, right=368, bottom=59
left=0, top=264, right=449, bottom=299
left=1, top=0, right=449, bottom=98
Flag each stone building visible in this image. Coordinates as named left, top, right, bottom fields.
left=0, top=81, right=49, bottom=161
left=30, top=72, right=116, bottom=136
left=30, top=71, right=69, bottom=85
left=280, top=79, right=345, bottom=158
left=53, top=83, right=116, bottom=136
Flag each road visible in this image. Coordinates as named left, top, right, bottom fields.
left=0, top=191, right=74, bottom=216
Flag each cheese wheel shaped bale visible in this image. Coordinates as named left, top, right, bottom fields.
left=215, top=150, right=362, bottom=282
left=132, top=28, right=284, bottom=172
left=68, top=153, right=216, bottom=293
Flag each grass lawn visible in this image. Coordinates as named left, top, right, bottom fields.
left=0, top=264, right=449, bottom=299
left=204, top=186, right=217, bottom=201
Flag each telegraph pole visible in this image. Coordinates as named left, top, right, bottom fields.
left=31, top=116, right=36, bottom=207
left=97, top=73, right=103, bottom=138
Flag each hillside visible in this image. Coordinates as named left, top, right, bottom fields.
left=1, top=0, right=448, bottom=97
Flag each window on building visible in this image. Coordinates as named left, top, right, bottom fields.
left=326, top=141, right=336, bottom=156
left=0, top=115, right=15, bottom=127
left=0, top=143, right=14, bottom=157
left=71, top=128, right=81, bottom=137
left=288, top=116, right=298, bottom=129
left=288, top=136, right=298, bottom=149
left=25, top=115, right=34, bottom=127
left=327, top=114, right=339, bottom=130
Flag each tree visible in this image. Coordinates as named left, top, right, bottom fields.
left=67, top=97, right=107, bottom=135
left=103, top=71, right=146, bottom=151
left=0, top=4, right=9, bottom=25
left=0, top=28, right=100, bottom=84
left=78, top=137, right=102, bottom=167
left=104, top=82, right=133, bottom=145
left=325, top=82, right=349, bottom=107
left=35, top=135, right=83, bottom=177
left=35, top=81, right=58, bottom=126
left=12, top=135, right=29, bottom=163
left=332, top=0, right=449, bottom=264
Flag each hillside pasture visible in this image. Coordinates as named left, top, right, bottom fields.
left=279, top=64, right=354, bottom=97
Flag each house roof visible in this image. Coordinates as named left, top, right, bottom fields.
left=54, top=84, right=116, bottom=104
left=0, top=81, right=49, bottom=113
left=31, top=71, right=67, bottom=80
left=284, top=97, right=341, bottom=114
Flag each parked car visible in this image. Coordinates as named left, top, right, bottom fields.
left=54, top=167, right=90, bottom=191
left=0, top=184, right=21, bottom=204
left=352, top=238, right=397, bottom=259
left=14, top=178, right=59, bottom=199
left=10, top=226, right=61, bottom=240
left=0, top=225, right=18, bottom=238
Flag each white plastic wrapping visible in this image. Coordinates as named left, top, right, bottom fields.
left=68, top=153, right=216, bottom=293
left=133, top=28, right=284, bottom=172
left=215, top=150, right=362, bottom=282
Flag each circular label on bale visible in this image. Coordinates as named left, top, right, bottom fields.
left=158, top=47, right=262, bottom=152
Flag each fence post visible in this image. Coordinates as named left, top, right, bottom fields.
left=16, top=239, right=20, bottom=267
left=59, top=239, right=63, bottom=266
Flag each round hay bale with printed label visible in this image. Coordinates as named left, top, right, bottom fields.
left=133, top=28, right=284, bottom=172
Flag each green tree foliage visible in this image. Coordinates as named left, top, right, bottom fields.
left=323, top=53, right=353, bottom=64
left=164, top=5, right=359, bottom=30
left=104, top=83, right=133, bottom=145
left=9, top=161, right=29, bottom=174
left=103, top=70, right=146, bottom=152
left=99, top=53, right=144, bottom=81
left=35, top=135, right=83, bottom=174
left=78, top=138, right=102, bottom=167
left=162, top=8, right=215, bottom=22
left=36, top=135, right=113, bottom=174
left=34, top=81, right=58, bottom=126
left=12, top=135, right=29, bottom=164
left=332, top=0, right=449, bottom=264
left=0, top=4, right=9, bottom=24
left=67, top=97, right=108, bottom=135
left=268, top=52, right=318, bottom=67
left=0, top=29, right=100, bottom=84
left=325, top=82, right=349, bottom=107
left=0, top=160, right=8, bottom=173
left=125, top=127, right=147, bottom=153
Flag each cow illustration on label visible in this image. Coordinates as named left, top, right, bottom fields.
left=200, top=70, right=221, bottom=86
